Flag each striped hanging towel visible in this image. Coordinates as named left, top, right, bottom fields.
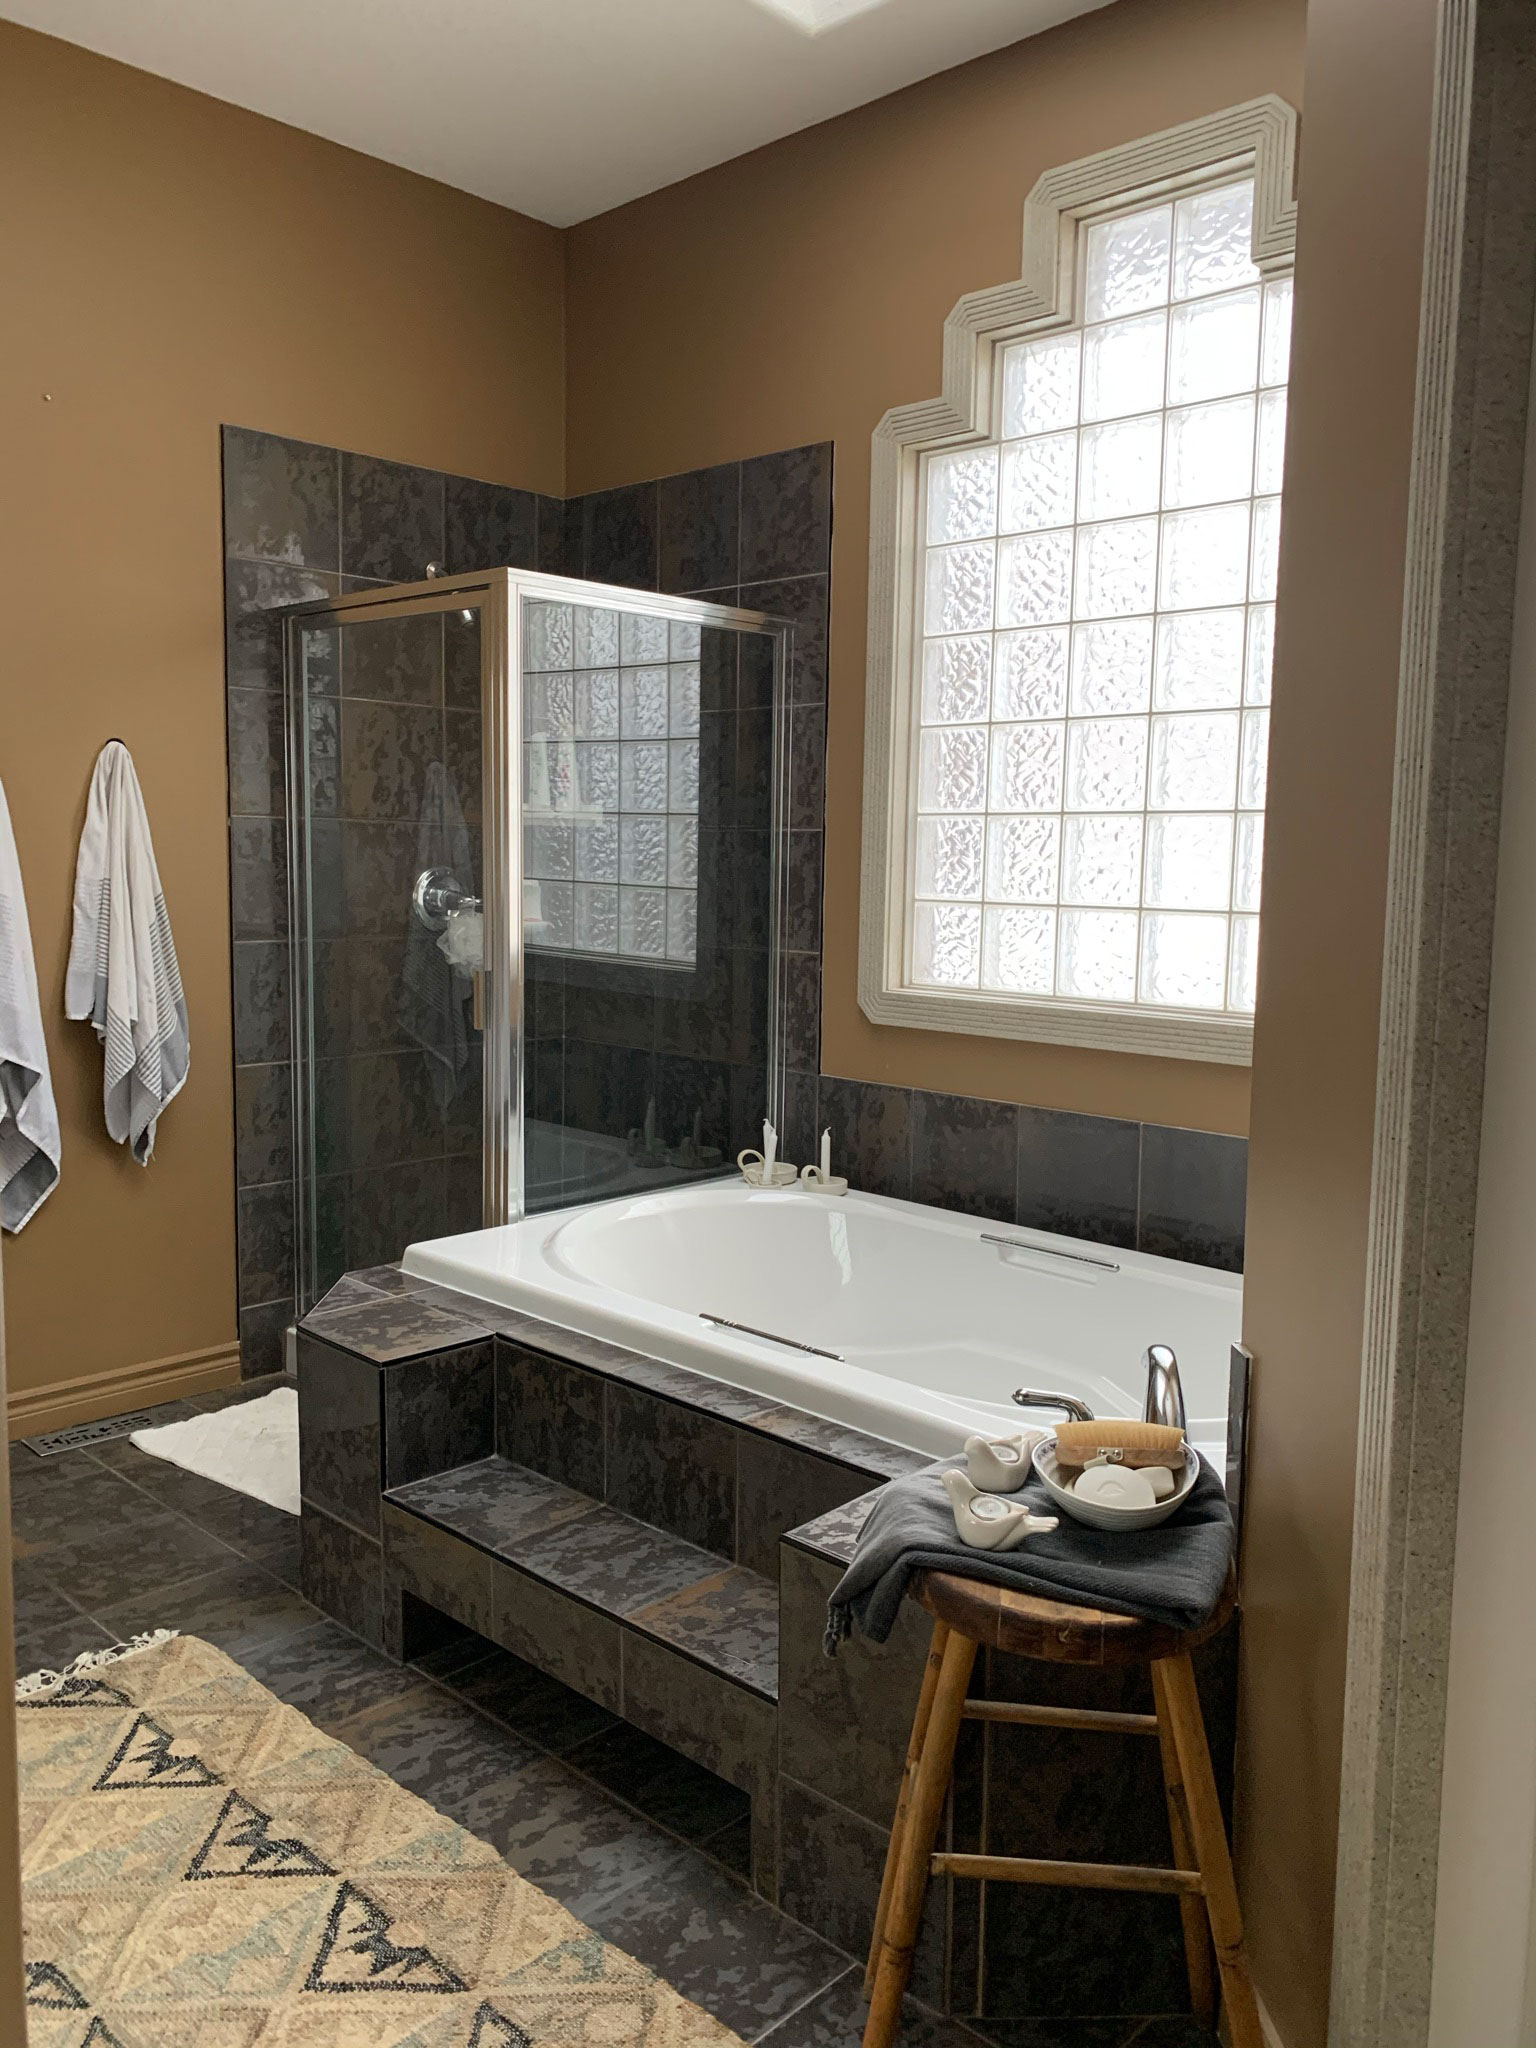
left=65, top=742, right=189, bottom=1164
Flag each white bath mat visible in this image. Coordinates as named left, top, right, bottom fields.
left=130, top=1387, right=300, bottom=1515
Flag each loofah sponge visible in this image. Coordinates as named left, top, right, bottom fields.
left=1051, top=1418, right=1186, bottom=1469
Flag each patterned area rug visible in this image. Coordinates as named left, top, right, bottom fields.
left=17, top=1633, right=745, bottom=2047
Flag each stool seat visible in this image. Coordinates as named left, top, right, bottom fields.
left=917, top=1563, right=1238, bottom=1667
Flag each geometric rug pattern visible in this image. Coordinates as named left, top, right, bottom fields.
left=17, top=1635, right=746, bottom=2048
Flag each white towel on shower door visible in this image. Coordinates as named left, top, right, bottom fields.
left=65, top=741, right=189, bottom=1163
left=0, top=776, right=61, bottom=1230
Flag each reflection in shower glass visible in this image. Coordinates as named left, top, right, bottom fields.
left=523, top=602, right=701, bottom=965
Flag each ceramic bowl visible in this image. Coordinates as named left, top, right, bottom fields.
left=1031, top=1436, right=1199, bottom=1532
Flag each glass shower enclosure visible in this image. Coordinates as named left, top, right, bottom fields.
left=282, top=571, right=791, bottom=1314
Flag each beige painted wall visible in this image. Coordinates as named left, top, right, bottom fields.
left=564, top=0, right=1310, bottom=1138
left=1238, top=1, right=1440, bottom=2043
left=0, top=24, right=564, bottom=1411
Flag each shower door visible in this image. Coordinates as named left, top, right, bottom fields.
left=284, top=571, right=788, bottom=1315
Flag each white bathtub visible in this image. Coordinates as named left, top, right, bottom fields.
left=403, top=1180, right=1242, bottom=1464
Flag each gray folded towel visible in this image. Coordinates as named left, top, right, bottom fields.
left=824, top=1454, right=1233, bottom=1654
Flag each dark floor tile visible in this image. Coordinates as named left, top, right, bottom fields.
left=911, top=1089, right=1019, bottom=1223
left=14, top=1617, right=116, bottom=1682
left=89, top=1439, right=296, bottom=1562
left=16, top=1503, right=239, bottom=1612
left=585, top=1847, right=847, bottom=2043
left=1017, top=1108, right=1141, bottom=1250
left=969, top=2021, right=1146, bottom=2048
left=438, top=1643, right=621, bottom=1754
left=92, top=1560, right=315, bottom=1663
left=757, top=1969, right=986, bottom=2047
left=564, top=1717, right=750, bottom=1843
left=239, top=1616, right=427, bottom=1724
left=476, top=1756, right=701, bottom=1923
left=328, top=1683, right=540, bottom=1836
left=703, top=1812, right=754, bottom=1881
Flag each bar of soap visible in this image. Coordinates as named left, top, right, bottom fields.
left=1073, top=1464, right=1157, bottom=1510
left=1143, top=1465, right=1178, bottom=1500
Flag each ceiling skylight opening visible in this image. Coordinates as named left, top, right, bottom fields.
left=746, top=0, right=898, bottom=35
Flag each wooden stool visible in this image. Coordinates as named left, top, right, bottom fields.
left=861, top=1566, right=1259, bottom=2048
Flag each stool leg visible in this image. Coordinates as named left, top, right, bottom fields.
left=1155, top=1650, right=1263, bottom=2048
left=863, top=1618, right=951, bottom=1999
left=862, top=1629, right=977, bottom=2048
left=1151, top=1660, right=1216, bottom=2028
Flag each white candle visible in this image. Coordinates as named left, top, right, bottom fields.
left=762, top=1120, right=777, bottom=1178
left=820, top=1127, right=832, bottom=1179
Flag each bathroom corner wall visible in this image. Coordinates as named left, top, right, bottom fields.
left=0, top=19, right=564, bottom=1424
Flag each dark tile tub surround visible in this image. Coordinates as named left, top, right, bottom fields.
left=226, top=420, right=1245, bottom=1382
left=294, top=1268, right=1238, bottom=2033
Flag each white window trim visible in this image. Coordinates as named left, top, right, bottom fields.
left=859, top=96, right=1299, bottom=1065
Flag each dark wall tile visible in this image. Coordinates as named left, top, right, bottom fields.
left=224, top=557, right=339, bottom=693
left=297, top=1332, right=383, bottom=1536
left=563, top=1041, right=656, bottom=1144
left=563, top=963, right=657, bottom=1051
left=659, top=463, right=740, bottom=594
left=300, top=1502, right=383, bottom=1648
left=818, top=1077, right=911, bottom=1201
left=621, top=1631, right=775, bottom=1797
left=911, top=1089, right=1019, bottom=1223
left=783, top=953, right=821, bottom=1077
left=444, top=476, right=538, bottom=573
left=339, top=700, right=440, bottom=821
left=1016, top=1107, right=1141, bottom=1250
left=536, top=494, right=582, bottom=577
left=490, top=1561, right=623, bottom=1709
left=344, top=1052, right=443, bottom=1172
left=1138, top=1124, right=1248, bottom=1272
left=341, top=821, right=421, bottom=936
left=628, top=1565, right=778, bottom=1698
left=230, top=819, right=287, bottom=940
left=778, top=1544, right=931, bottom=1826
left=239, top=1298, right=293, bottom=1379
left=656, top=1052, right=732, bottom=1157
left=497, top=1342, right=606, bottom=1495
left=776, top=1779, right=948, bottom=2012
left=444, top=609, right=482, bottom=712
left=233, top=942, right=291, bottom=1065
left=739, top=574, right=829, bottom=707
left=235, top=1062, right=293, bottom=1190
left=383, top=1503, right=494, bottom=1636
left=238, top=1183, right=294, bottom=1306
left=341, top=611, right=444, bottom=705
left=740, top=443, right=833, bottom=583
left=784, top=831, right=823, bottom=954
left=446, top=708, right=483, bottom=828
left=789, top=702, right=827, bottom=831
left=604, top=1383, right=736, bottom=1559
left=223, top=426, right=340, bottom=570
left=736, top=1435, right=870, bottom=1581
left=383, top=1341, right=495, bottom=1488
left=345, top=1158, right=447, bottom=1274
left=341, top=452, right=446, bottom=582
left=780, top=1070, right=819, bottom=1170
left=580, top=481, right=659, bottom=589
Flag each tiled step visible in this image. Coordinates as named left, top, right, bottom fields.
left=385, top=1455, right=779, bottom=1702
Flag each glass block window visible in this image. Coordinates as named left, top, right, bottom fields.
left=522, top=602, right=700, bottom=965
left=914, top=177, right=1288, bottom=1016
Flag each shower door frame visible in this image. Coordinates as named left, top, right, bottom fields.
left=282, top=568, right=792, bottom=1314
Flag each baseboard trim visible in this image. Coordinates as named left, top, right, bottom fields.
left=7, top=1342, right=242, bottom=1440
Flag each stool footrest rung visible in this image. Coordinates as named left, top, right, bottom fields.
left=930, top=1851, right=1205, bottom=1897
left=961, top=1699, right=1159, bottom=1734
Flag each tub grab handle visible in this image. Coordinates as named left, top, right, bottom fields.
left=981, top=1233, right=1120, bottom=1274
left=699, top=1314, right=844, bottom=1362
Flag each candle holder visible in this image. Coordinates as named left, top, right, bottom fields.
left=736, top=1149, right=798, bottom=1188
left=799, top=1163, right=849, bottom=1196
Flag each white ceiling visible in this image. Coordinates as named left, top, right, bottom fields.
left=2, top=0, right=1112, bottom=226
